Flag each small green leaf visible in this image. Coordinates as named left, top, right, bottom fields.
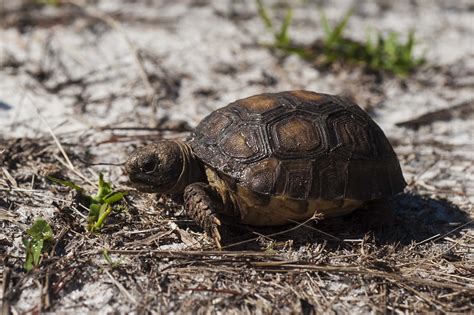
left=93, top=173, right=113, bottom=202
left=27, top=218, right=53, bottom=241
left=23, top=240, right=34, bottom=271
left=31, top=239, right=44, bottom=266
left=49, top=172, right=127, bottom=233
left=103, top=192, right=125, bottom=204
left=103, top=249, right=113, bottom=264
left=90, top=204, right=113, bottom=232
left=48, top=176, right=83, bottom=192
left=23, top=219, right=53, bottom=271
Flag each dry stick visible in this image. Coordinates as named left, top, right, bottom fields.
left=308, top=272, right=329, bottom=304
left=322, top=286, right=350, bottom=314
left=1, top=268, right=11, bottom=315
left=67, top=0, right=155, bottom=104
left=104, top=249, right=278, bottom=257
left=250, top=263, right=472, bottom=292
left=393, top=280, right=448, bottom=311
left=101, top=247, right=472, bottom=292
left=221, top=215, right=321, bottom=249
left=398, top=236, right=468, bottom=269
left=286, top=217, right=345, bottom=242
left=29, top=99, right=75, bottom=171
left=2, top=168, right=18, bottom=188
left=416, top=219, right=473, bottom=246
left=52, top=154, right=96, bottom=187
left=123, top=228, right=176, bottom=247
left=104, top=270, right=139, bottom=306
left=181, top=287, right=241, bottom=296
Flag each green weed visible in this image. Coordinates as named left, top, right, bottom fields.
left=256, top=0, right=309, bottom=57
left=36, top=0, right=61, bottom=6
left=364, top=30, right=425, bottom=75
left=102, top=249, right=120, bottom=267
left=257, top=0, right=293, bottom=48
left=23, top=218, right=53, bottom=271
left=256, top=1, right=424, bottom=76
left=49, top=173, right=126, bottom=233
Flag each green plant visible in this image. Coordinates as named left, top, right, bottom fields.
left=23, top=218, right=53, bottom=271
left=257, top=0, right=293, bottom=47
left=256, top=1, right=425, bottom=76
left=256, top=0, right=308, bottom=57
left=49, top=173, right=126, bottom=232
left=36, top=0, right=61, bottom=6
left=321, top=9, right=352, bottom=52
left=364, top=30, right=424, bottom=75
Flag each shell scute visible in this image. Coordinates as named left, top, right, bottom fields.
left=270, top=115, right=327, bottom=158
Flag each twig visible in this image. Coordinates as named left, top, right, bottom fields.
left=52, top=154, right=96, bottom=187
left=222, top=215, right=320, bottom=249
left=28, top=98, right=75, bottom=171
left=322, top=286, right=350, bottom=314
left=1, top=268, right=11, bottom=315
left=104, top=249, right=279, bottom=257
left=393, top=280, right=448, bottom=311
left=286, top=218, right=345, bottom=242
left=123, top=228, right=176, bottom=247
left=249, top=263, right=473, bottom=292
left=416, top=219, right=473, bottom=246
left=2, top=168, right=18, bottom=188
left=181, top=287, right=241, bottom=296
left=104, top=270, right=138, bottom=305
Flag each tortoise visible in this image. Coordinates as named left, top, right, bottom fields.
left=125, top=91, right=406, bottom=247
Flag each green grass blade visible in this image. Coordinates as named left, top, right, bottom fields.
left=256, top=0, right=273, bottom=30
left=93, top=204, right=113, bottom=232
left=276, top=8, right=293, bottom=47
left=323, top=8, right=352, bottom=47
left=31, top=239, right=44, bottom=266
left=320, top=10, right=332, bottom=40
left=331, top=8, right=352, bottom=43
left=23, top=239, right=34, bottom=271
left=48, top=176, right=83, bottom=192
left=103, top=191, right=125, bottom=204
left=27, top=218, right=53, bottom=241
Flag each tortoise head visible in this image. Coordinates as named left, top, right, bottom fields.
left=125, top=140, right=191, bottom=194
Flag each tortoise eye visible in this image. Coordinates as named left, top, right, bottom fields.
left=141, top=159, right=158, bottom=174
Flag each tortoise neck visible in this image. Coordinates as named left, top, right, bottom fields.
left=167, top=141, right=205, bottom=193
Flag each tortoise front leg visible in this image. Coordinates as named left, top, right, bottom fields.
left=184, top=183, right=225, bottom=249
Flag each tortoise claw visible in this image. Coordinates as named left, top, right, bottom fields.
left=206, top=215, right=222, bottom=250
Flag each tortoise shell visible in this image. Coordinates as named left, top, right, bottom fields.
left=189, top=90, right=406, bottom=201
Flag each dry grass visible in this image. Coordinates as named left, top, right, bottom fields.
left=1, top=134, right=472, bottom=313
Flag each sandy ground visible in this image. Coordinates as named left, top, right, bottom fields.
left=1, top=0, right=473, bottom=313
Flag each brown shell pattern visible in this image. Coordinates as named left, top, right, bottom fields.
left=189, top=91, right=406, bottom=200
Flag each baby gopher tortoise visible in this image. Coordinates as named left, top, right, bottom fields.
left=126, top=91, right=406, bottom=247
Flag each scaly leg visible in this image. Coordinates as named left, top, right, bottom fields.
left=184, top=182, right=225, bottom=249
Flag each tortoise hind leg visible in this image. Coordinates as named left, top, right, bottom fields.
left=184, top=183, right=225, bottom=249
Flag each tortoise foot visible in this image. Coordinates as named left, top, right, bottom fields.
left=184, top=182, right=225, bottom=249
